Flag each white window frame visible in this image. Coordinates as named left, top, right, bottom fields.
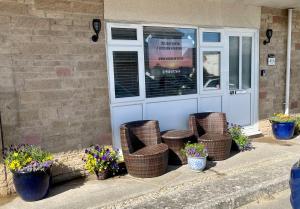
left=199, top=47, right=224, bottom=95
left=226, top=31, right=254, bottom=92
left=199, top=28, right=224, bottom=47
left=107, top=46, right=145, bottom=103
left=107, top=23, right=143, bottom=46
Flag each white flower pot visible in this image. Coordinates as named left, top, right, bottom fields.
left=187, top=156, right=207, bottom=172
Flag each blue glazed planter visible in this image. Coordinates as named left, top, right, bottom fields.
left=187, top=156, right=206, bottom=172
left=272, top=121, right=295, bottom=140
left=290, top=163, right=300, bottom=209
left=13, top=169, right=51, bottom=201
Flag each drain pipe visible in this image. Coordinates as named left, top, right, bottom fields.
left=285, top=8, right=293, bottom=115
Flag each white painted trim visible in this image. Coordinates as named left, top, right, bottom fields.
left=199, top=28, right=224, bottom=47
left=107, top=46, right=145, bottom=103
left=199, top=47, right=225, bottom=95
left=107, top=23, right=143, bottom=46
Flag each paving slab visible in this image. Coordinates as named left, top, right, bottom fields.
left=239, top=189, right=292, bottom=209
left=1, top=139, right=300, bottom=209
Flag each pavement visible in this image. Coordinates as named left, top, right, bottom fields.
left=239, top=189, right=292, bottom=209
left=1, top=136, right=300, bottom=209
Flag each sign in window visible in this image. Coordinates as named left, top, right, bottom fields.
left=203, top=51, right=221, bottom=90
left=143, top=27, right=197, bottom=98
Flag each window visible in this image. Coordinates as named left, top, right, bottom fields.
left=111, top=28, right=137, bottom=40
left=229, top=36, right=239, bottom=90
left=143, top=26, right=197, bottom=98
left=203, top=32, right=221, bottom=42
left=242, top=37, right=252, bottom=89
left=113, top=51, right=140, bottom=98
left=203, top=51, right=221, bottom=90
left=229, top=36, right=252, bottom=90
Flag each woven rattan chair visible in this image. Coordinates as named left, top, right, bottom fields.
left=120, top=120, right=169, bottom=178
left=189, top=112, right=232, bottom=161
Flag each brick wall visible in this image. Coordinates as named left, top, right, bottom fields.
left=290, top=10, right=300, bottom=114
left=259, top=7, right=300, bottom=135
left=0, top=0, right=110, bottom=196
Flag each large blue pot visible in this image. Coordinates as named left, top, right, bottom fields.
left=272, top=121, right=295, bottom=140
left=13, top=169, right=51, bottom=201
left=290, top=163, right=300, bottom=209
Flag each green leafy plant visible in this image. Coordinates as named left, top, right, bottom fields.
left=294, top=116, right=300, bottom=135
left=269, top=113, right=296, bottom=123
left=4, top=144, right=53, bottom=172
left=82, top=145, right=120, bottom=175
left=181, top=142, right=207, bottom=158
left=228, top=125, right=252, bottom=151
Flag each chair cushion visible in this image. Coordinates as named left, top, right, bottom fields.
left=199, top=133, right=231, bottom=141
left=132, top=143, right=168, bottom=156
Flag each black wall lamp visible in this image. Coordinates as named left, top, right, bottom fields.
left=263, top=29, right=273, bottom=45
left=91, top=19, right=101, bottom=42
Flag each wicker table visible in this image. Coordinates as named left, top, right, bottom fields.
left=161, top=130, right=196, bottom=165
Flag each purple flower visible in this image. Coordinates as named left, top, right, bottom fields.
left=95, top=145, right=100, bottom=152
left=101, top=155, right=107, bottom=161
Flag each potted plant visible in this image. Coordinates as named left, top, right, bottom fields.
left=269, top=113, right=296, bottom=140
left=181, top=142, right=207, bottom=172
left=3, top=144, right=53, bottom=201
left=228, top=124, right=252, bottom=151
left=82, top=145, right=120, bottom=180
left=290, top=161, right=300, bottom=209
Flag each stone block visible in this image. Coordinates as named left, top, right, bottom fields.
left=24, top=79, right=61, bottom=91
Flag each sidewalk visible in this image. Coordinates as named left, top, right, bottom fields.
left=1, top=137, right=300, bottom=209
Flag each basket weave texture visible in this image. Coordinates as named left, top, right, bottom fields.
left=189, top=112, right=232, bottom=161
left=120, top=120, right=169, bottom=178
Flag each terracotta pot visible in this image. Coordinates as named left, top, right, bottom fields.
left=95, top=170, right=110, bottom=180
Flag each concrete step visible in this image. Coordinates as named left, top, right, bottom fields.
left=100, top=153, right=297, bottom=209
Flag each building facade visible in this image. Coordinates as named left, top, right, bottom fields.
left=0, top=0, right=299, bottom=196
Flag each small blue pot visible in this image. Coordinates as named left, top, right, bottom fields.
left=290, top=163, right=300, bottom=209
left=13, top=169, right=51, bottom=201
left=272, top=121, right=295, bottom=140
left=187, top=156, right=206, bottom=172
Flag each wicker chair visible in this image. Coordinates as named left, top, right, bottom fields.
left=120, top=120, right=169, bottom=178
left=189, top=112, right=232, bottom=161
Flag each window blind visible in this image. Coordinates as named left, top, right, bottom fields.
left=113, top=51, right=139, bottom=98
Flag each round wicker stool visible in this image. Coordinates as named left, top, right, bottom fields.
left=161, top=130, right=196, bottom=165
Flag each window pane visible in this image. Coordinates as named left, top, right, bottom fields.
left=203, top=51, right=221, bottom=90
left=229, top=36, right=239, bottom=90
left=111, top=28, right=137, bottom=40
left=242, top=37, right=252, bottom=89
left=203, top=32, right=221, bottom=42
left=113, top=51, right=139, bottom=98
left=143, top=27, right=197, bottom=98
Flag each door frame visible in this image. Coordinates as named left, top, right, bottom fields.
left=222, top=28, right=259, bottom=132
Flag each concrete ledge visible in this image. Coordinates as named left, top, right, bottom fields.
left=200, top=176, right=289, bottom=209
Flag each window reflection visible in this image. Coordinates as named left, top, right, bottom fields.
left=203, top=51, right=221, bottom=90
left=143, top=27, right=197, bottom=98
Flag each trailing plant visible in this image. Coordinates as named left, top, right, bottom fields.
left=82, top=145, right=120, bottom=175
left=181, top=142, right=207, bottom=158
left=4, top=144, right=53, bottom=172
left=269, top=113, right=296, bottom=123
left=228, top=125, right=252, bottom=151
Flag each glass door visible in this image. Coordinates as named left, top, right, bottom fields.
left=224, top=31, right=255, bottom=126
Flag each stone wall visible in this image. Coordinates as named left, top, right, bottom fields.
left=0, top=0, right=110, bottom=196
left=290, top=10, right=300, bottom=114
left=259, top=7, right=300, bottom=135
